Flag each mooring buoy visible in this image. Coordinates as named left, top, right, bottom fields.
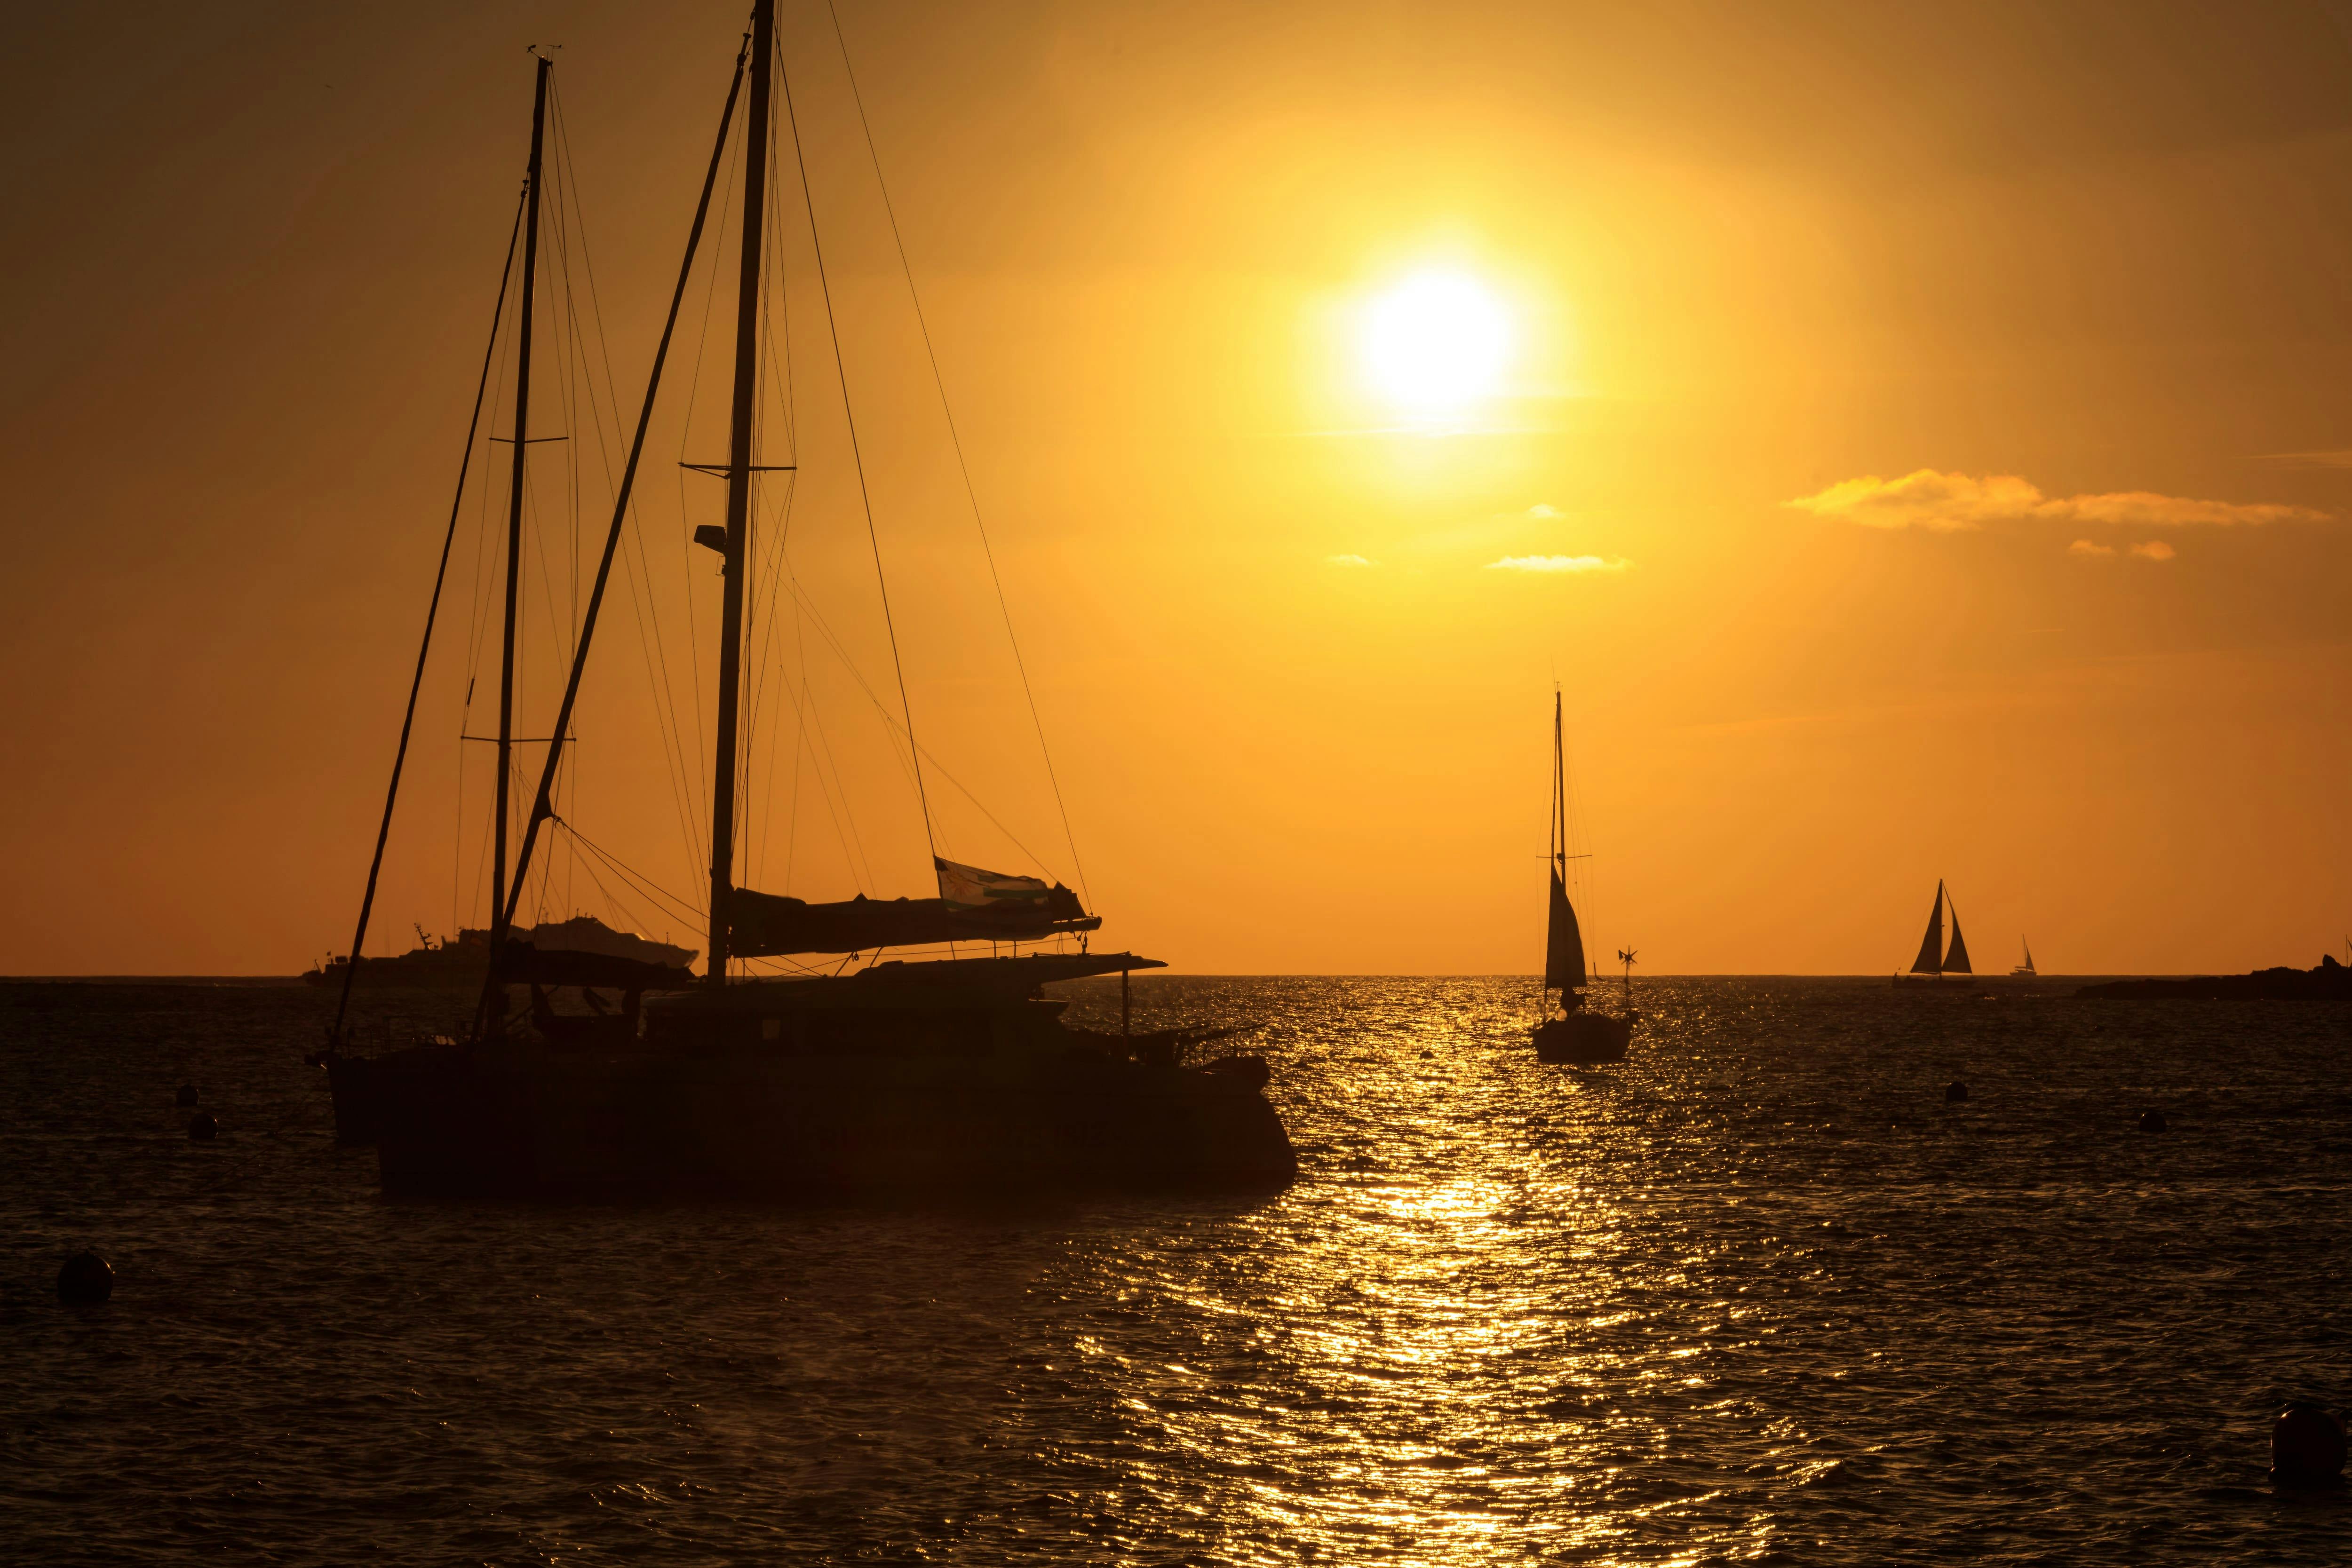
left=1944, top=1081, right=1968, bottom=1104
left=2138, top=1109, right=2167, bottom=1133
left=188, top=1111, right=218, bottom=1141
left=56, top=1251, right=113, bottom=1305
left=2273, top=1401, right=2347, bottom=1486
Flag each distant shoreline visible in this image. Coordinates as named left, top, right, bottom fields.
left=0, top=971, right=2282, bottom=984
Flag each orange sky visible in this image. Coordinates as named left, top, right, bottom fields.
left=3, top=0, right=2348, bottom=976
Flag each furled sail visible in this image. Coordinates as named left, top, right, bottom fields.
left=1909, top=882, right=1945, bottom=974
left=1545, top=868, right=1587, bottom=991
left=1943, top=904, right=1972, bottom=974
left=936, top=856, right=1055, bottom=914
left=727, top=877, right=1099, bottom=958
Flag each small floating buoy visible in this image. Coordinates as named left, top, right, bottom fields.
left=56, top=1251, right=113, bottom=1305
left=175, top=1084, right=199, bottom=1107
left=188, top=1111, right=218, bottom=1141
left=2273, top=1401, right=2347, bottom=1486
left=2138, top=1110, right=2167, bottom=1133
left=1944, top=1081, right=1968, bottom=1103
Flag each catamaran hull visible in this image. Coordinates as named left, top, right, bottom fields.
left=1534, top=1012, right=1631, bottom=1064
left=370, top=1050, right=1296, bottom=1199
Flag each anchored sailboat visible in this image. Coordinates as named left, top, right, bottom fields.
left=1893, top=879, right=1978, bottom=989
left=2010, top=938, right=2037, bottom=978
left=320, top=7, right=1295, bottom=1196
left=1533, top=692, right=1631, bottom=1063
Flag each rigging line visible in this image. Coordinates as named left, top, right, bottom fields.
left=521, top=465, right=575, bottom=703
left=546, top=95, right=590, bottom=675
left=739, top=79, right=800, bottom=891
left=619, top=527, right=709, bottom=879
left=557, top=824, right=684, bottom=946
left=777, top=570, right=1060, bottom=880
left=620, top=511, right=707, bottom=876
left=780, top=585, right=879, bottom=896
left=672, top=88, right=746, bottom=852
left=462, top=238, right=523, bottom=698
left=549, top=79, right=649, bottom=593
left=780, top=606, right=807, bottom=892
left=330, top=188, right=527, bottom=1046
left=565, top=844, right=660, bottom=947
left=775, top=40, right=938, bottom=864
left=741, top=476, right=799, bottom=885
left=741, top=156, right=796, bottom=884
left=752, top=481, right=810, bottom=886
left=554, top=68, right=721, bottom=893
left=824, top=0, right=1091, bottom=910
left=552, top=819, right=707, bottom=931
left=551, top=817, right=707, bottom=927
left=488, top=29, right=752, bottom=989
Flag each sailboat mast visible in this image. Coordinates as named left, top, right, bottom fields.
left=705, top=0, right=775, bottom=986
left=492, top=53, right=552, bottom=963
left=1550, top=689, right=1565, bottom=1009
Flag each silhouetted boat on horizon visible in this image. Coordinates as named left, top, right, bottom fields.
left=1532, top=692, right=1631, bottom=1064
left=304, top=917, right=697, bottom=992
left=1893, top=879, right=1978, bottom=990
left=2010, top=938, right=2037, bottom=978
left=315, top=11, right=1293, bottom=1198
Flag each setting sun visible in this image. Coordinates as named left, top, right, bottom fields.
left=1358, top=270, right=1512, bottom=416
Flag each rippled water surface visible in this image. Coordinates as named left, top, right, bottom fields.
left=4, top=976, right=2349, bottom=1563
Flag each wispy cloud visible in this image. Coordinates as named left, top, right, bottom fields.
left=1485, top=554, right=1632, bottom=574
left=1325, top=554, right=1377, bottom=567
left=1525, top=503, right=1561, bottom=519
left=2068, top=539, right=2177, bottom=562
left=2256, top=450, right=2352, bottom=469
left=1788, top=469, right=2326, bottom=531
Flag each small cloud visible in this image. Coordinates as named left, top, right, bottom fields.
left=2130, top=540, right=2177, bottom=561
left=1325, top=554, right=1376, bottom=567
left=1526, top=503, right=1561, bottom=519
left=1486, top=554, right=1632, bottom=573
left=2256, top=450, right=2352, bottom=468
left=2068, top=539, right=2115, bottom=559
left=1787, top=468, right=2326, bottom=531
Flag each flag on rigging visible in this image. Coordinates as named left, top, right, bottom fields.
left=935, top=856, right=1054, bottom=913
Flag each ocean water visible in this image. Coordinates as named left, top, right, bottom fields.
left=2, top=975, right=2347, bottom=1564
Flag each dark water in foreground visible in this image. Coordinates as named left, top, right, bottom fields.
left=2, top=976, right=2348, bottom=1564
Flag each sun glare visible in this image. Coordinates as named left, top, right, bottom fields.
left=1359, top=271, right=1513, bottom=417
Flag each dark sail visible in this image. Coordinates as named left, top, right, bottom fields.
left=1943, top=902, right=1972, bottom=974
left=1909, top=882, right=1944, bottom=974
left=1545, top=869, right=1587, bottom=991
left=729, top=883, right=1099, bottom=958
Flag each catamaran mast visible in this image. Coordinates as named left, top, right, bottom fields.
left=706, top=0, right=775, bottom=986
left=491, top=51, right=552, bottom=985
